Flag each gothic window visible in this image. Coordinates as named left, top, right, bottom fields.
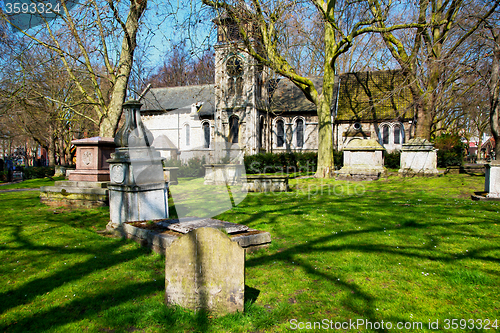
left=382, top=125, right=389, bottom=145
left=236, top=77, right=244, bottom=97
left=379, top=123, right=404, bottom=149
left=394, top=125, right=401, bottom=144
left=229, top=116, right=239, bottom=144
left=203, top=122, right=210, bottom=148
left=276, top=119, right=284, bottom=148
left=258, top=117, right=265, bottom=149
left=185, top=124, right=190, bottom=146
left=296, top=119, right=304, bottom=148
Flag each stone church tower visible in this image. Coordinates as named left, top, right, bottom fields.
left=213, top=16, right=267, bottom=161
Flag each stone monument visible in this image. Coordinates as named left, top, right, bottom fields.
left=336, top=138, right=386, bottom=180
left=399, top=138, right=439, bottom=176
left=69, top=137, right=116, bottom=181
left=485, top=160, right=500, bottom=198
left=165, top=227, right=245, bottom=315
left=106, top=100, right=168, bottom=230
left=39, top=137, right=115, bottom=207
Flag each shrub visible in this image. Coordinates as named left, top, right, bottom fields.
left=384, top=151, right=401, bottom=169
left=333, top=150, right=343, bottom=170
left=19, top=166, right=55, bottom=180
left=434, top=134, right=465, bottom=168
left=244, top=152, right=319, bottom=174
left=164, top=157, right=205, bottom=178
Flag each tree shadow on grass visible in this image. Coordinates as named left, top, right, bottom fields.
left=0, top=221, right=167, bottom=332
left=234, top=189, right=500, bottom=332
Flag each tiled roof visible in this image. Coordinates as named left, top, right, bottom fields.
left=140, top=84, right=216, bottom=116
left=269, top=70, right=414, bottom=121
left=336, top=70, right=414, bottom=121
left=268, top=76, right=324, bottom=113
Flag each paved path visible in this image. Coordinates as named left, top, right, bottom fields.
left=0, top=181, right=37, bottom=192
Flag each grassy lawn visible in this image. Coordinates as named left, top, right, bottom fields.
left=1, top=174, right=499, bottom=332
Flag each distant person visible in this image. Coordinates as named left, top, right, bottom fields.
left=6, top=159, right=13, bottom=182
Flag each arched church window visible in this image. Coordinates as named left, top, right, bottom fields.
left=382, top=125, right=389, bottom=145
left=259, top=117, right=265, bottom=149
left=185, top=124, right=190, bottom=146
left=203, top=122, right=210, bottom=148
left=394, top=125, right=401, bottom=144
left=276, top=119, right=284, bottom=148
left=229, top=116, right=239, bottom=144
left=296, top=119, right=304, bottom=148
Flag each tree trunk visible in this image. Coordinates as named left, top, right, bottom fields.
left=58, top=137, right=66, bottom=166
left=48, top=134, right=56, bottom=167
left=314, top=19, right=335, bottom=178
left=315, top=96, right=335, bottom=178
left=99, top=0, right=147, bottom=138
left=415, top=96, right=433, bottom=140
left=490, top=31, right=500, bottom=159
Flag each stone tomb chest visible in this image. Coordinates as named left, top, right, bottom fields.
left=69, top=137, right=116, bottom=182
left=398, top=138, right=439, bottom=176
left=336, top=138, right=386, bottom=180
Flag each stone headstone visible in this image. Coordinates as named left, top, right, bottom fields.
left=165, top=227, right=245, bottom=315
left=485, top=160, right=500, bottom=198
left=398, top=138, right=439, bottom=176
left=336, top=138, right=386, bottom=180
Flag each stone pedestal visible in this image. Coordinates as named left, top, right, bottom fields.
left=243, top=175, right=289, bottom=192
left=485, top=160, right=500, bottom=198
left=106, top=100, right=169, bottom=228
left=336, top=138, right=386, bottom=180
left=399, top=138, right=439, bottom=176
left=165, top=227, right=245, bottom=315
left=68, top=137, right=116, bottom=182
left=163, top=167, right=179, bottom=185
left=204, top=164, right=244, bottom=185
left=107, top=148, right=168, bottom=225
left=40, top=137, right=114, bottom=207
left=40, top=181, right=108, bottom=208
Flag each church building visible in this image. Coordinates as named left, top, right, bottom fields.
left=140, top=17, right=415, bottom=162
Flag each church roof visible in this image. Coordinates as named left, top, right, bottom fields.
left=140, top=70, right=413, bottom=121
left=336, top=70, right=414, bottom=121
left=140, top=84, right=216, bottom=116
left=269, top=70, right=414, bottom=121
left=268, top=76, right=324, bottom=113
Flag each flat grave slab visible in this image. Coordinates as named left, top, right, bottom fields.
left=158, top=218, right=248, bottom=234
left=109, top=218, right=271, bottom=254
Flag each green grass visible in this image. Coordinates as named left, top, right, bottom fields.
left=0, top=177, right=66, bottom=189
left=1, top=174, right=500, bottom=332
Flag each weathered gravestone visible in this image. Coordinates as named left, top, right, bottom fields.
left=165, top=227, right=245, bottom=315
left=336, top=138, right=386, bottom=180
left=399, top=138, right=439, bottom=176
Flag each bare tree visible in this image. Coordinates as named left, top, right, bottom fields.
left=147, top=42, right=215, bottom=87
left=202, top=0, right=421, bottom=177
left=368, top=0, right=500, bottom=140
left=485, top=18, right=500, bottom=158
left=1, top=0, right=150, bottom=137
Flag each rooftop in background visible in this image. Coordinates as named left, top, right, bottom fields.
left=140, top=84, right=215, bottom=116
left=269, top=70, right=414, bottom=121
left=140, top=70, right=414, bottom=121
